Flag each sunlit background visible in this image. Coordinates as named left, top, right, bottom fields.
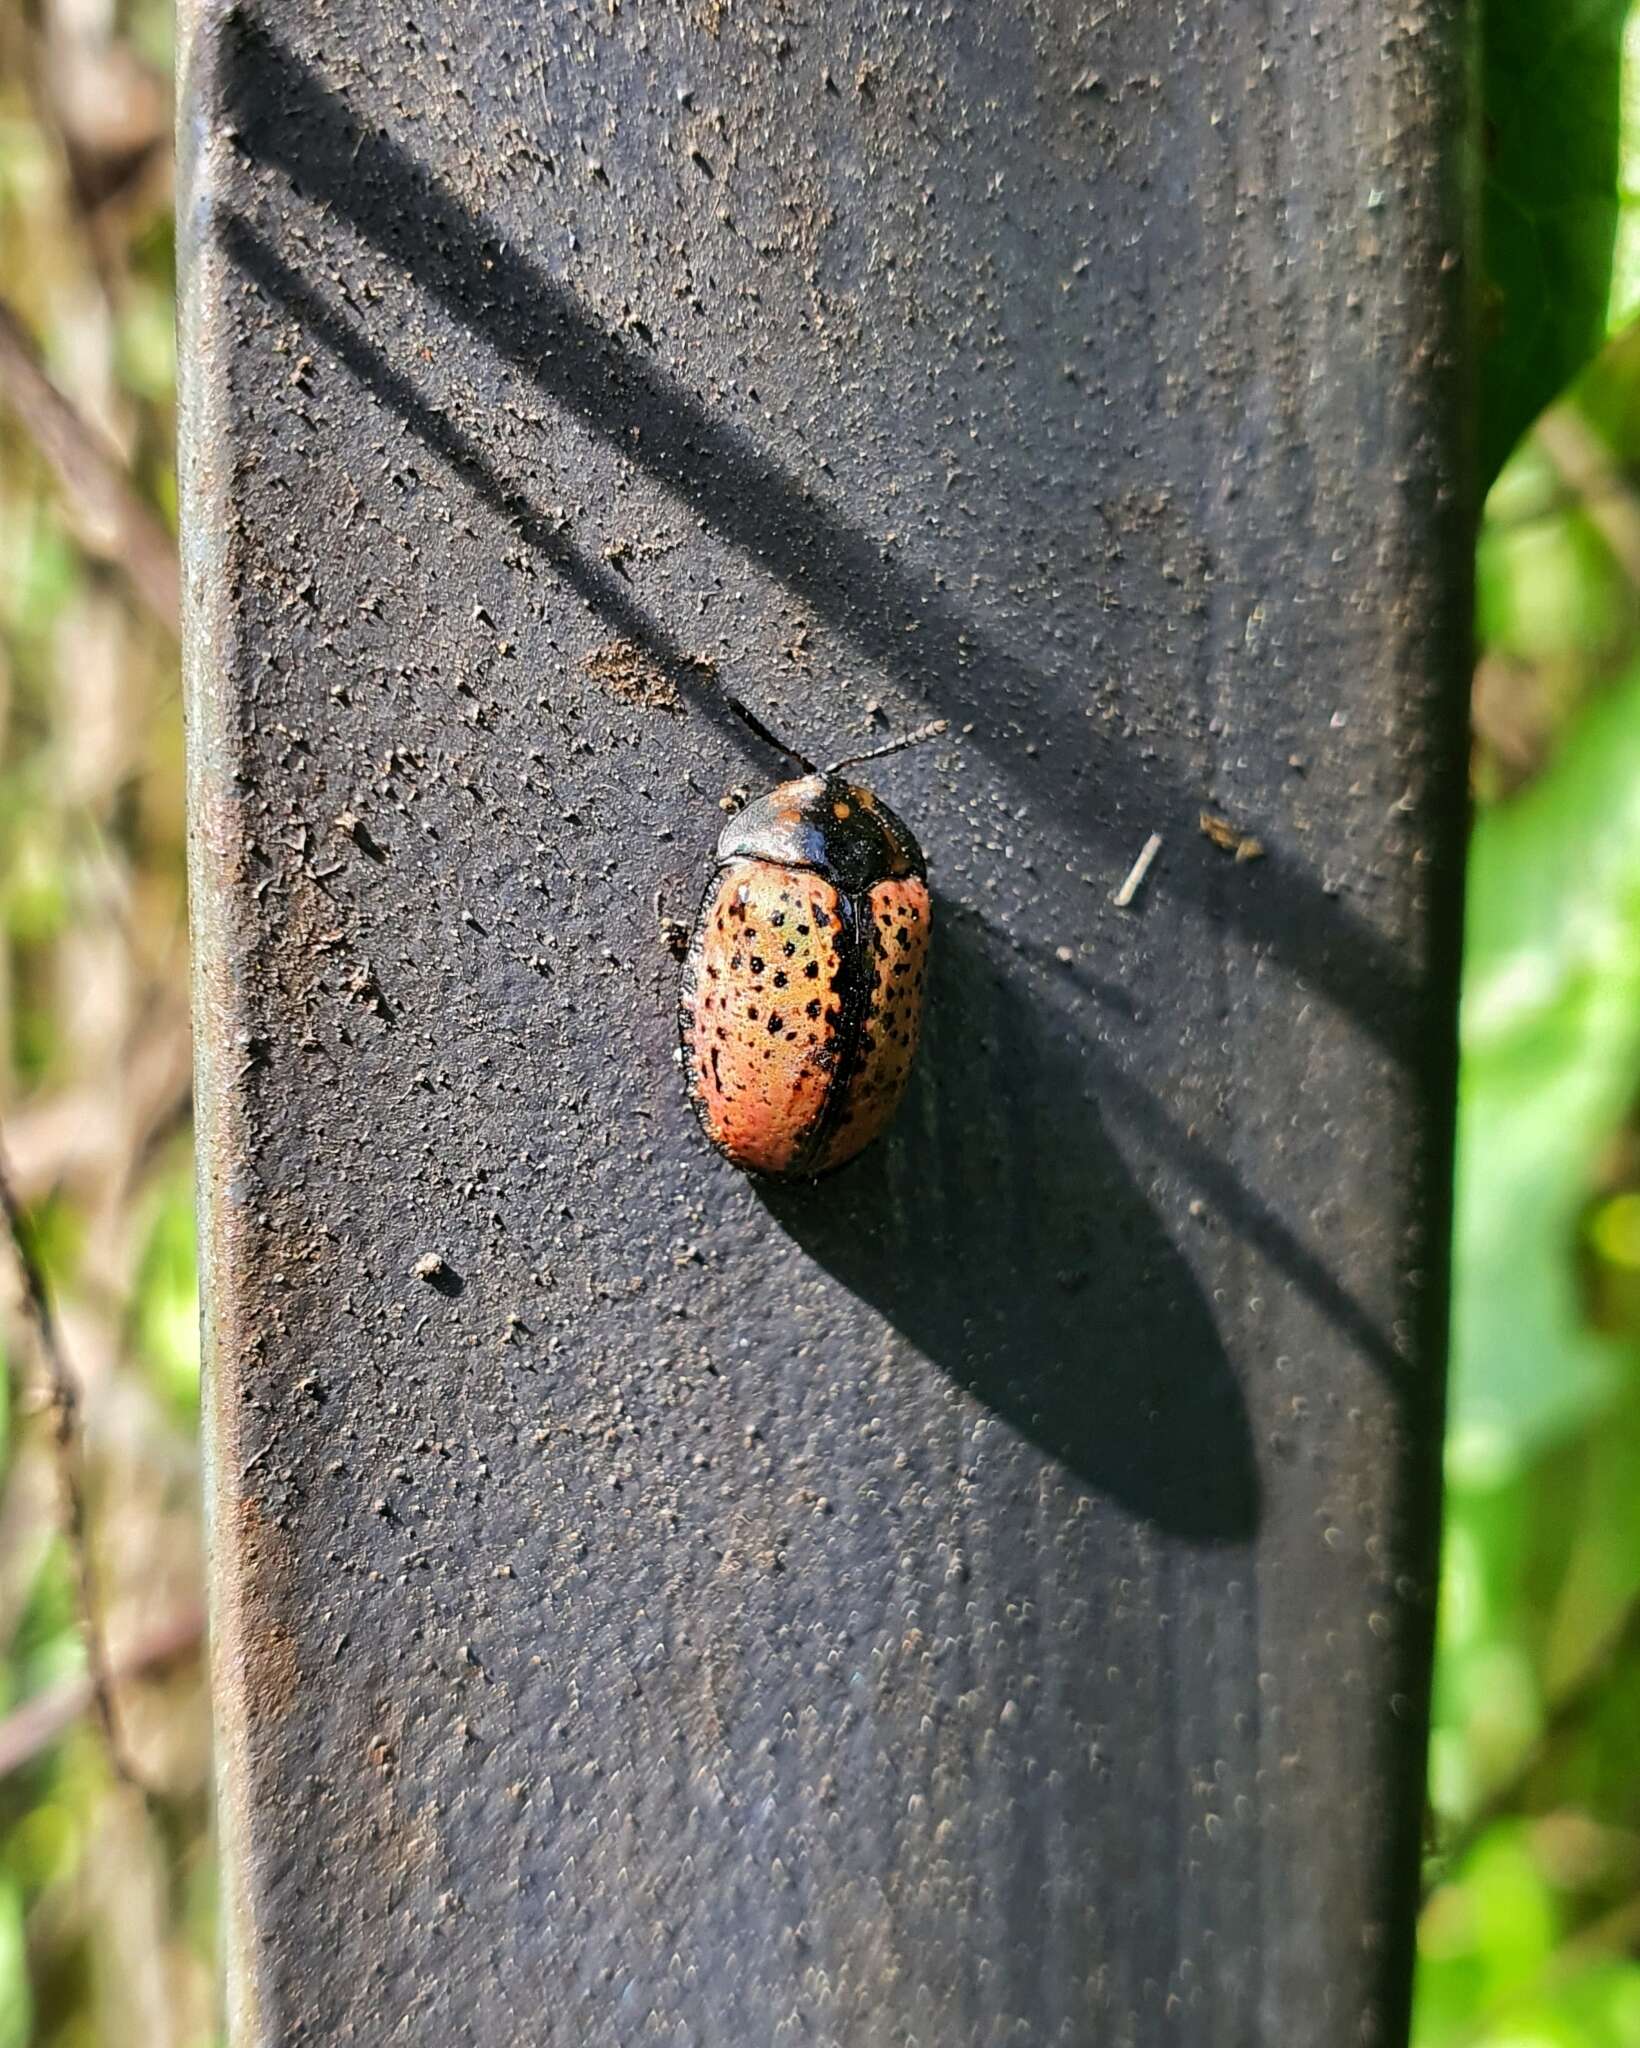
left=2, top=1, right=1639, bottom=2042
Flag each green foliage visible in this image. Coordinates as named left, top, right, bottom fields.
left=1420, top=13, right=1640, bottom=2033
left=1424, top=404, right=1640, bottom=2040
left=1420, top=1822, right=1640, bottom=2048
left=1450, top=662, right=1640, bottom=1476
left=1482, top=0, right=1630, bottom=487
left=0, top=1882, right=31, bottom=2048
left=0, top=1, right=211, bottom=2040
left=129, top=1154, right=202, bottom=1420
left=1, top=0, right=1638, bottom=2042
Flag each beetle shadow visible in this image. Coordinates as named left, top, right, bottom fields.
left=756, top=901, right=1261, bottom=1545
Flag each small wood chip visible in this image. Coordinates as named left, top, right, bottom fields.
left=1112, top=831, right=1163, bottom=907
left=1199, top=811, right=1264, bottom=863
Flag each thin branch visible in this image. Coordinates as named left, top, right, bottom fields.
left=9, top=14, right=124, bottom=311
left=0, top=1601, right=203, bottom=1779
left=0, top=1131, right=149, bottom=1792
left=0, top=295, right=179, bottom=636
left=1534, top=405, right=1640, bottom=593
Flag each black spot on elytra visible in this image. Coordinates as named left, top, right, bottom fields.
left=768, top=1012, right=784, bottom=1033
left=804, top=961, right=819, bottom=979
left=806, top=998, right=822, bottom=1019
left=751, top=955, right=766, bottom=974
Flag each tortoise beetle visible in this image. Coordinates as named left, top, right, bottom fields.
left=679, top=723, right=943, bottom=1179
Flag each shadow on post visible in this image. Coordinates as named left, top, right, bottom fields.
left=757, top=901, right=1261, bottom=1545
left=217, top=11, right=1424, bottom=1074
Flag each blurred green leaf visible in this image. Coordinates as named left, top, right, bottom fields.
left=1476, top=430, right=1635, bottom=681
left=1482, top=0, right=1629, bottom=487
left=7, top=1542, right=84, bottom=1711
left=1452, top=662, right=1640, bottom=1477
left=1418, top=1828, right=1558, bottom=2028
left=2, top=1803, right=78, bottom=1893
left=131, top=1157, right=201, bottom=1415
left=1609, top=9, right=1640, bottom=328
left=1560, top=321, right=1640, bottom=471
left=0, top=502, right=77, bottom=648
left=0, top=1879, right=30, bottom=2048
left=1416, top=1825, right=1640, bottom=2048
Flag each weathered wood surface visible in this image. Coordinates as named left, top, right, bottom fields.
left=178, top=1, right=1471, bottom=2040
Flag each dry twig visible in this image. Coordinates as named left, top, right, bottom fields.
left=0, top=1601, right=202, bottom=1780
left=0, top=294, right=179, bottom=635
left=0, top=1131, right=148, bottom=1790
left=1534, top=405, right=1640, bottom=592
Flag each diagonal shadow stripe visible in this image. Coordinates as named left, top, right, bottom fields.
left=980, top=918, right=1403, bottom=1382
left=221, top=215, right=786, bottom=773
left=215, top=13, right=1433, bottom=1071
left=1085, top=1041, right=1403, bottom=1381
left=221, top=210, right=1402, bottom=1388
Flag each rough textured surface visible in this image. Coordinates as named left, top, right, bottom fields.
left=177, top=0, right=1472, bottom=2041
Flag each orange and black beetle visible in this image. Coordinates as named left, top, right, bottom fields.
left=680, top=744, right=936, bottom=1180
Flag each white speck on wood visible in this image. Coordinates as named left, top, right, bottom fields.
left=1112, top=832, right=1162, bottom=908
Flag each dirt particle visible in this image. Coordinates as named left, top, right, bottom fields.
left=584, top=638, right=707, bottom=713
left=334, top=809, right=387, bottom=862
left=412, top=1252, right=463, bottom=1296
left=1199, top=811, right=1265, bottom=863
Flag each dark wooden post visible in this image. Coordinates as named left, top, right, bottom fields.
left=178, top=2, right=1471, bottom=2040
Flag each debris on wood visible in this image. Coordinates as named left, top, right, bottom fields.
left=584, top=637, right=697, bottom=712
left=1112, top=831, right=1163, bottom=907
left=654, top=888, right=690, bottom=960
left=334, top=809, right=386, bottom=861
left=1199, top=811, right=1264, bottom=863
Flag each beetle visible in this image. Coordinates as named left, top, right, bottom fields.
left=679, top=721, right=944, bottom=1179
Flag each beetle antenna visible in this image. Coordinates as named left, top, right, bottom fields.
left=722, top=692, right=818, bottom=775
left=824, top=719, right=948, bottom=775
